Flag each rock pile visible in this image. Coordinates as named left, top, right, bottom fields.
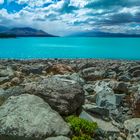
left=0, top=59, right=140, bottom=140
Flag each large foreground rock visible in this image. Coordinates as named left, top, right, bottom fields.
left=25, top=75, right=84, bottom=115
left=0, top=94, right=70, bottom=140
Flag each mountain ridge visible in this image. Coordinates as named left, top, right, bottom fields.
left=70, top=31, right=140, bottom=37
left=0, top=25, right=9, bottom=32
left=0, top=26, right=56, bottom=37
left=1, top=25, right=140, bottom=37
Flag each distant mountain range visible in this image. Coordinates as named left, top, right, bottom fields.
left=0, top=26, right=9, bottom=32
left=70, top=31, right=140, bottom=37
left=0, top=26, right=56, bottom=37
left=0, top=25, right=140, bottom=37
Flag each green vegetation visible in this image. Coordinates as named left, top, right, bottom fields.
left=66, top=115, right=98, bottom=140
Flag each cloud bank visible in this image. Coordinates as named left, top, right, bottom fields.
left=0, top=0, right=140, bottom=36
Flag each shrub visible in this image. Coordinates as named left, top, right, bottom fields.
left=66, top=115, right=98, bottom=140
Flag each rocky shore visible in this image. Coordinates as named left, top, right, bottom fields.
left=0, top=59, right=140, bottom=140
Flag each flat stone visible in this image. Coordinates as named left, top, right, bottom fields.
left=80, top=111, right=120, bottom=134
left=83, top=104, right=109, bottom=118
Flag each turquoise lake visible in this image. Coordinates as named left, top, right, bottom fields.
left=0, top=37, right=140, bottom=60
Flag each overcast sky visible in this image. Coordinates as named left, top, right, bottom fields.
left=0, top=0, right=140, bottom=36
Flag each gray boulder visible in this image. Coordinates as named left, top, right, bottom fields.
left=115, top=94, right=126, bottom=106
left=81, top=67, right=105, bottom=81
left=104, top=70, right=117, bottom=79
left=83, top=84, right=95, bottom=93
left=0, top=94, right=70, bottom=140
left=118, top=74, right=131, bottom=82
left=21, top=64, right=44, bottom=75
left=83, top=104, right=109, bottom=118
left=95, top=81, right=117, bottom=112
left=0, top=77, right=10, bottom=84
left=80, top=111, right=119, bottom=134
left=53, top=73, right=85, bottom=85
left=132, top=70, right=140, bottom=77
left=114, top=82, right=130, bottom=94
left=0, top=67, right=14, bottom=77
left=24, top=75, right=84, bottom=115
left=128, top=65, right=140, bottom=78
left=0, top=89, right=5, bottom=106
left=0, top=86, right=26, bottom=99
left=0, top=67, right=14, bottom=84
left=45, top=136, right=70, bottom=140
left=124, top=118, right=140, bottom=140
left=85, top=95, right=96, bottom=103
left=68, top=73, right=85, bottom=85
left=0, top=88, right=5, bottom=96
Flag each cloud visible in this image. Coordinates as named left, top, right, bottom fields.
left=0, top=0, right=140, bottom=36
left=0, top=0, right=4, bottom=4
left=9, top=0, right=53, bottom=7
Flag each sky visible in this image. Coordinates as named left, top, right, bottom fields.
left=0, top=0, right=140, bottom=36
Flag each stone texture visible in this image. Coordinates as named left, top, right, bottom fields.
left=94, top=81, right=117, bottom=112
left=83, top=104, right=109, bottom=118
left=45, top=136, right=70, bottom=140
left=0, top=86, right=26, bottom=99
left=47, top=64, right=74, bottom=75
left=0, top=67, right=14, bottom=77
left=80, top=111, right=119, bottom=133
left=25, top=75, right=84, bottom=115
left=0, top=94, right=70, bottom=140
left=21, top=64, right=44, bottom=75
left=114, top=82, right=130, bottom=94
left=81, top=67, right=105, bottom=81
left=124, top=118, right=140, bottom=140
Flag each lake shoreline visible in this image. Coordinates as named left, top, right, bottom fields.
left=0, top=59, right=140, bottom=140
left=0, top=58, right=140, bottom=62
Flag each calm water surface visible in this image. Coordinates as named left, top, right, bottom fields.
left=0, top=37, right=140, bottom=60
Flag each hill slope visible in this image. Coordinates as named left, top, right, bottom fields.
left=2, top=27, right=56, bottom=37
left=0, top=26, right=9, bottom=32
left=70, top=31, right=140, bottom=37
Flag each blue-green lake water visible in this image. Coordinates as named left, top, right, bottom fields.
left=0, top=37, right=140, bottom=60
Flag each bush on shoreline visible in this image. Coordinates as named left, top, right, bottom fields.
left=66, top=115, right=98, bottom=140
